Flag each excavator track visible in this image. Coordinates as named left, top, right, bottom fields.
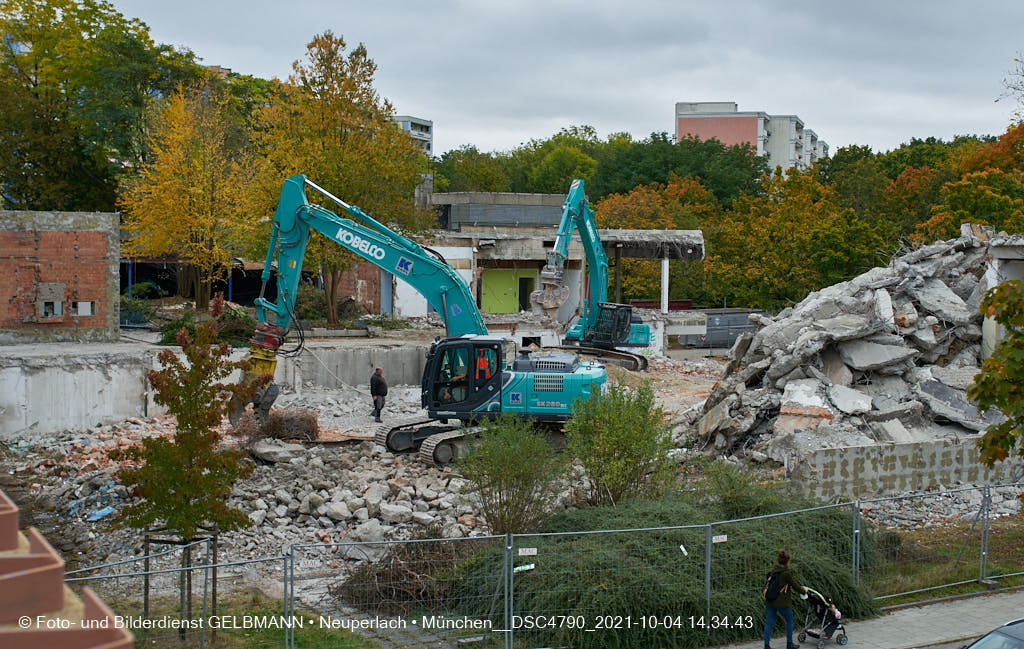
left=548, top=345, right=649, bottom=372
left=417, top=429, right=474, bottom=465
left=373, top=415, right=455, bottom=454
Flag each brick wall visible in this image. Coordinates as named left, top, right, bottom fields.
left=0, top=211, right=119, bottom=343
left=333, top=262, right=382, bottom=313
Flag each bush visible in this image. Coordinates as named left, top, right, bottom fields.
left=361, top=313, right=412, bottom=330
left=458, top=415, right=566, bottom=534
left=159, top=312, right=199, bottom=345
left=293, top=283, right=328, bottom=320
left=686, top=457, right=787, bottom=520
left=123, top=280, right=165, bottom=299
left=454, top=495, right=879, bottom=649
left=565, top=382, right=675, bottom=505
left=120, top=296, right=155, bottom=324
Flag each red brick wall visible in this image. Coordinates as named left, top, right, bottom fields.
left=333, top=262, right=382, bottom=313
left=0, top=230, right=109, bottom=330
left=676, top=115, right=759, bottom=148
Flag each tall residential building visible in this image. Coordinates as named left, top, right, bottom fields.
left=393, top=115, right=433, bottom=155
left=674, top=102, right=828, bottom=171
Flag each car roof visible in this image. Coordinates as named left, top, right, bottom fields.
left=1001, top=619, right=1024, bottom=641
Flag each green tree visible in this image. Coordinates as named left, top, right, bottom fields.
left=0, top=0, right=201, bottom=210
left=832, top=157, right=889, bottom=221
left=113, top=320, right=269, bottom=539
left=248, top=31, right=432, bottom=327
left=969, top=280, right=1024, bottom=506
left=434, top=145, right=510, bottom=192
left=120, top=83, right=247, bottom=311
left=527, top=144, right=597, bottom=193
left=566, top=383, right=675, bottom=506
left=707, top=171, right=886, bottom=309
left=458, top=415, right=566, bottom=534
left=589, top=132, right=766, bottom=205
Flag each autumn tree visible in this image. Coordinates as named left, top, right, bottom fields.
left=594, top=175, right=720, bottom=301
left=247, top=31, right=432, bottom=327
left=968, top=280, right=1024, bottom=506
left=120, top=83, right=247, bottom=310
left=707, top=171, right=886, bottom=309
left=0, top=0, right=201, bottom=210
left=114, top=319, right=268, bottom=539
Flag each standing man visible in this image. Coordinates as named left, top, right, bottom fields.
left=763, top=550, right=807, bottom=649
left=370, top=367, right=388, bottom=423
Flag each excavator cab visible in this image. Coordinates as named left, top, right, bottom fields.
left=582, top=302, right=634, bottom=348
left=423, top=337, right=503, bottom=417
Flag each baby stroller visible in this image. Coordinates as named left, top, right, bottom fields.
left=797, top=587, right=848, bottom=648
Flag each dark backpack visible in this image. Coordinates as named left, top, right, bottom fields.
left=762, top=571, right=786, bottom=602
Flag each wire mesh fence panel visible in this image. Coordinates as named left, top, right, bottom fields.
left=984, top=483, right=1024, bottom=582
left=290, top=536, right=506, bottom=649
left=706, top=504, right=862, bottom=647
left=859, top=487, right=988, bottom=601
left=509, top=526, right=707, bottom=649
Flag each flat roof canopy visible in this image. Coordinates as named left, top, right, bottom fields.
left=598, top=229, right=705, bottom=260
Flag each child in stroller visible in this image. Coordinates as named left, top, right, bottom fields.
left=797, top=587, right=848, bottom=648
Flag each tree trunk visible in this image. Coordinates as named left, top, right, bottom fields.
left=191, top=265, right=211, bottom=311
left=324, top=269, right=343, bottom=329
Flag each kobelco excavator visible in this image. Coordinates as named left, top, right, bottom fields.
left=239, top=174, right=606, bottom=463
left=530, top=178, right=651, bottom=371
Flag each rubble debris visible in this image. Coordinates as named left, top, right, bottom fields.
left=694, top=231, right=1005, bottom=459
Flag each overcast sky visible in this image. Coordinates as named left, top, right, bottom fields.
left=114, top=0, right=1023, bottom=156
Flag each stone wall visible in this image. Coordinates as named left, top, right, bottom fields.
left=0, top=211, right=120, bottom=344
left=792, top=438, right=1024, bottom=500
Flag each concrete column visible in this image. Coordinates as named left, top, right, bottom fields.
left=614, top=246, right=622, bottom=303
left=661, top=253, right=669, bottom=314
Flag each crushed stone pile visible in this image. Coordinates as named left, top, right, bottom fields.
left=693, top=228, right=1005, bottom=464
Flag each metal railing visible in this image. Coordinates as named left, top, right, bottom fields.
left=65, top=482, right=1023, bottom=648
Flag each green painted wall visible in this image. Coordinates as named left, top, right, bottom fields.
left=481, top=269, right=537, bottom=314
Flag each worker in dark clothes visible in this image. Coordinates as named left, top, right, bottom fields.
left=370, top=367, right=388, bottom=423
left=764, top=550, right=808, bottom=649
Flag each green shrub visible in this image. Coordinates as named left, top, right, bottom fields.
left=458, top=415, right=566, bottom=534
left=686, top=457, right=787, bottom=520
left=565, top=382, right=675, bottom=505
left=122, top=280, right=165, bottom=299
left=454, top=496, right=879, bottom=649
left=159, top=312, right=198, bottom=344
left=293, top=283, right=328, bottom=320
left=362, top=313, right=412, bottom=330
left=120, top=296, right=155, bottom=324
left=215, top=303, right=257, bottom=347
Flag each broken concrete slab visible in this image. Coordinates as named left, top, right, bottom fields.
left=870, top=419, right=917, bottom=443
left=697, top=394, right=737, bottom=438
left=820, top=348, right=853, bottom=386
left=910, top=278, right=974, bottom=325
left=864, top=397, right=924, bottom=422
left=250, top=439, right=307, bottom=463
left=930, top=366, right=980, bottom=391
left=813, top=314, right=877, bottom=341
left=828, top=385, right=873, bottom=415
left=837, top=339, right=918, bottom=371
left=914, top=380, right=1003, bottom=431
left=874, top=289, right=896, bottom=331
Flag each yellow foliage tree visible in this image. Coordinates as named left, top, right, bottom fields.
left=243, top=31, right=432, bottom=327
left=120, top=83, right=245, bottom=310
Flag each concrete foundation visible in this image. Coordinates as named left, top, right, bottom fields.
left=0, top=342, right=429, bottom=439
left=792, top=437, right=1024, bottom=500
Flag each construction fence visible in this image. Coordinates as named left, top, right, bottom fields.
left=66, top=482, right=1024, bottom=649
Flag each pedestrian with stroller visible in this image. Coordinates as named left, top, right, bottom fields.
left=370, top=367, right=388, bottom=423
left=763, top=549, right=808, bottom=649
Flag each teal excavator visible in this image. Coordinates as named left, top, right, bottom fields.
left=530, top=179, right=651, bottom=371
left=240, top=174, right=606, bottom=463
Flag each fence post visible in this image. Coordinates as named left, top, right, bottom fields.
left=504, top=534, right=513, bottom=649
left=980, top=486, right=991, bottom=581
left=704, top=523, right=712, bottom=633
left=288, top=545, right=295, bottom=649
left=143, top=535, right=150, bottom=619
left=282, top=552, right=289, bottom=649
left=852, top=499, right=861, bottom=587
left=200, top=538, right=210, bottom=649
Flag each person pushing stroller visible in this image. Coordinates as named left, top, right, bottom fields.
left=797, top=588, right=848, bottom=647
left=763, top=550, right=808, bottom=649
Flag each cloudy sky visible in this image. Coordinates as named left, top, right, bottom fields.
left=114, top=0, right=1024, bottom=156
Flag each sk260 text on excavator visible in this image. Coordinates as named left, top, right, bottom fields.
left=530, top=178, right=651, bottom=371
left=238, top=174, right=607, bottom=464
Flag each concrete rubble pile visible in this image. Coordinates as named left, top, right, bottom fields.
left=694, top=227, right=1005, bottom=463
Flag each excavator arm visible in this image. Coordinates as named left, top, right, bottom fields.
left=237, top=174, right=486, bottom=423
